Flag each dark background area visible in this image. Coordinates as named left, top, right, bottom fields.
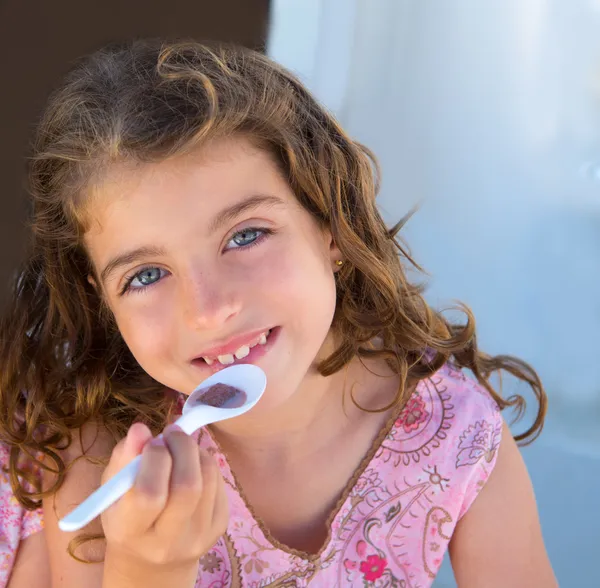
left=0, top=0, right=270, bottom=310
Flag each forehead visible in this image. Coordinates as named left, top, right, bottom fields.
left=82, top=136, right=286, bottom=235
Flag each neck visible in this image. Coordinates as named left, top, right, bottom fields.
left=209, top=354, right=400, bottom=465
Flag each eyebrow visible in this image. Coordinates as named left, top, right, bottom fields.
left=100, top=194, right=285, bottom=285
left=100, top=245, right=167, bottom=285
left=208, top=193, right=285, bottom=234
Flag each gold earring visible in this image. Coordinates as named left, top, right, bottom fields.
left=335, top=260, right=344, bottom=267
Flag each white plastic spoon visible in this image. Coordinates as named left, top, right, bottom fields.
left=58, top=364, right=266, bottom=532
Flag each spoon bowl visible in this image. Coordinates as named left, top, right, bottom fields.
left=58, top=364, right=266, bottom=532
left=178, top=363, right=266, bottom=426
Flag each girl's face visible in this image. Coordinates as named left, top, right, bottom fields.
left=84, top=137, right=341, bottom=410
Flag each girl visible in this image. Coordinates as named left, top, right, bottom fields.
left=0, top=39, right=556, bottom=587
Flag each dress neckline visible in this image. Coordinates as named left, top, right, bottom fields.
left=199, top=378, right=426, bottom=561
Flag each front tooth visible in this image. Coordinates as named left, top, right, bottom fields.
left=217, top=353, right=235, bottom=365
left=234, top=345, right=250, bottom=359
left=203, top=357, right=214, bottom=365
left=258, top=332, right=267, bottom=345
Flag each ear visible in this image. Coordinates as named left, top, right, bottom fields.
left=325, top=230, right=343, bottom=270
left=87, top=274, right=97, bottom=290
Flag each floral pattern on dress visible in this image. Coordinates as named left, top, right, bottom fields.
left=189, top=364, right=502, bottom=588
left=0, top=445, right=44, bottom=585
left=456, top=419, right=502, bottom=468
left=0, top=363, right=502, bottom=587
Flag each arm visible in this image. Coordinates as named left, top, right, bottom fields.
left=449, top=420, right=557, bottom=587
left=7, top=531, right=51, bottom=588
left=43, top=422, right=227, bottom=588
left=42, top=422, right=113, bottom=587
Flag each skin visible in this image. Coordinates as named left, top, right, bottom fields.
left=10, top=137, right=556, bottom=587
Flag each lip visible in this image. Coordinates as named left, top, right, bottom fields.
left=192, top=327, right=274, bottom=360
left=191, top=326, right=280, bottom=375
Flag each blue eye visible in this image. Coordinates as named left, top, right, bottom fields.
left=122, top=267, right=167, bottom=294
left=228, top=228, right=264, bottom=249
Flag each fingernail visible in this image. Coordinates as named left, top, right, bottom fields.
left=150, top=433, right=165, bottom=447
left=128, top=421, right=149, bottom=438
left=163, top=424, right=183, bottom=436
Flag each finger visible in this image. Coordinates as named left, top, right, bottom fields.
left=126, top=422, right=154, bottom=453
left=101, top=422, right=153, bottom=484
left=153, top=427, right=203, bottom=535
left=191, top=450, right=226, bottom=540
left=122, top=437, right=172, bottom=534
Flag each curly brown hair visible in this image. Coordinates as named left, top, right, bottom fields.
left=0, top=38, right=546, bottom=527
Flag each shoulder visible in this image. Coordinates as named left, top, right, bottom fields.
left=379, top=362, right=503, bottom=518
left=436, top=361, right=503, bottom=430
left=384, top=362, right=502, bottom=463
left=433, top=362, right=504, bottom=517
left=448, top=421, right=556, bottom=586
left=338, top=364, right=511, bottom=584
left=439, top=362, right=503, bottom=472
left=396, top=363, right=556, bottom=585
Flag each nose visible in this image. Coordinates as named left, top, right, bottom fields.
left=180, top=270, right=241, bottom=331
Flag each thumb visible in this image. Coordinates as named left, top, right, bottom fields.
left=102, top=422, right=153, bottom=482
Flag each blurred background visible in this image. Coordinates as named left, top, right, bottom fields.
left=269, top=1, right=600, bottom=585
left=1, top=1, right=598, bottom=585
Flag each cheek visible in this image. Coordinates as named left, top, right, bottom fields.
left=254, top=236, right=337, bottom=329
left=112, top=300, right=176, bottom=366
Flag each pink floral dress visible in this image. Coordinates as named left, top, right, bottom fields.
left=0, top=445, right=44, bottom=582
left=0, top=363, right=502, bottom=586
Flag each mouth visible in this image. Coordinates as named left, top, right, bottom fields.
left=191, top=327, right=278, bottom=372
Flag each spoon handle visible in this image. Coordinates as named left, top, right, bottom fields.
left=57, top=409, right=209, bottom=532
left=58, top=454, right=142, bottom=532
left=57, top=408, right=207, bottom=532
left=58, top=404, right=251, bottom=532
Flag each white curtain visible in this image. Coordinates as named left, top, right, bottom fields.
left=268, top=2, right=600, bottom=585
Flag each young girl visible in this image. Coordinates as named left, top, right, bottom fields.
left=0, top=39, right=556, bottom=587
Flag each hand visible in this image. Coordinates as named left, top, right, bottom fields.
left=100, top=423, right=228, bottom=587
